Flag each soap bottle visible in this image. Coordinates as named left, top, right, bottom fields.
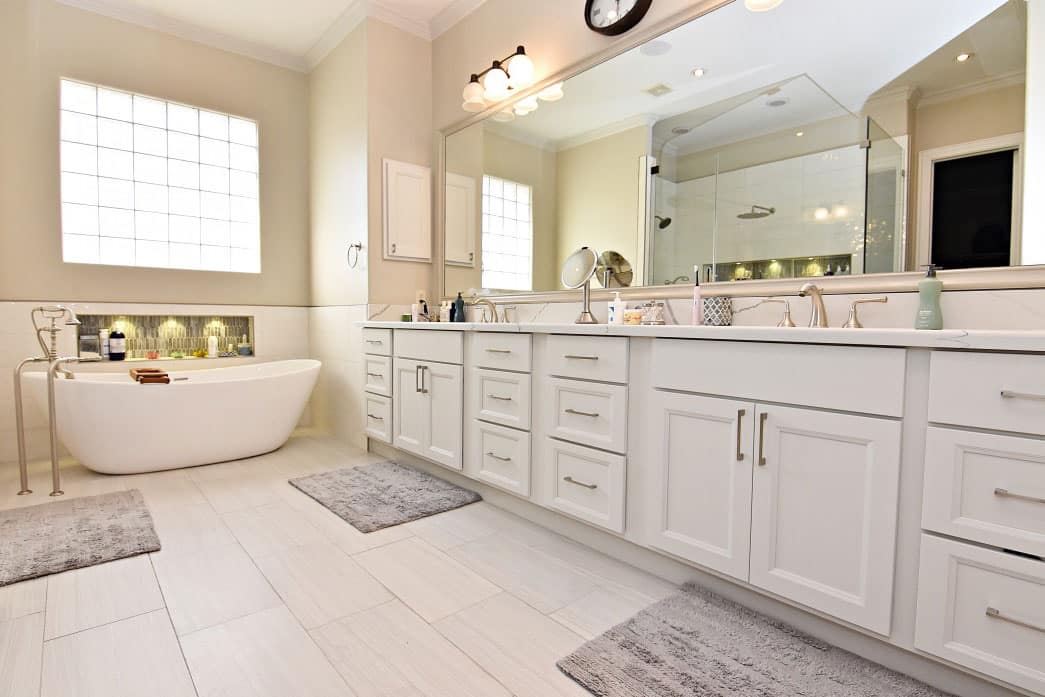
left=454, top=292, right=466, bottom=323
left=207, top=335, right=219, bottom=357
left=108, top=326, right=126, bottom=361
left=915, top=264, right=943, bottom=330
left=608, top=292, right=625, bottom=325
left=692, top=266, right=704, bottom=326
left=99, top=328, right=110, bottom=359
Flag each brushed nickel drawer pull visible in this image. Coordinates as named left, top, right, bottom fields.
left=758, top=412, right=768, bottom=467
left=994, top=487, right=1045, bottom=505
left=365, top=339, right=383, bottom=345
left=366, top=372, right=383, bottom=378
left=563, top=476, right=598, bottom=490
left=488, top=394, right=513, bottom=402
left=986, top=607, right=1045, bottom=634
left=485, top=348, right=512, bottom=354
left=486, top=452, right=512, bottom=462
left=565, top=408, right=599, bottom=418
left=1000, top=390, right=1045, bottom=402
left=736, top=409, right=746, bottom=462
left=564, top=354, right=599, bottom=361
left=367, top=413, right=384, bottom=421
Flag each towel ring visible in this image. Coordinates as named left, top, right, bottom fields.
left=347, top=242, right=363, bottom=269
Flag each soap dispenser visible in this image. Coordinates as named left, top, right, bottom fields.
left=608, top=292, right=625, bottom=325
left=915, top=264, right=943, bottom=330
left=454, top=292, right=466, bottom=323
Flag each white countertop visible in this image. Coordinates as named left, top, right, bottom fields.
left=361, top=320, right=1045, bottom=352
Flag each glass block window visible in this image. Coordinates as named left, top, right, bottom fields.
left=482, top=175, right=532, bottom=291
left=59, top=79, right=261, bottom=273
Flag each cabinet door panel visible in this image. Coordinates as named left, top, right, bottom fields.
left=444, top=172, right=476, bottom=266
left=383, top=159, right=431, bottom=261
left=426, top=362, right=464, bottom=470
left=750, top=405, right=901, bottom=635
left=393, top=358, right=426, bottom=457
left=647, top=391, right=755, bottom=581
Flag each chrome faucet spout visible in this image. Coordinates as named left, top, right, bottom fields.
left=798, top=283, right=829, bottom=328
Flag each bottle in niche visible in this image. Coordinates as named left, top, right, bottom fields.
left=108, top=326, right=126, bottom=361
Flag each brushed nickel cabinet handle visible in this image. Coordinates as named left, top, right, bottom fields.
left=488, top=394, right=513, bottom=402
left=736, top=409, right=746, bottom=462
left=486, top=452, right=512, bottom=462
left=367, top=414, right=384, bottom=421
left=485, top=348, right=512, bottom=354
left=367, top=372, right=383, bottom=378
left=420, top=365, right=428, bottom=394
left=563, top=476, right=597, bottom=490
left=758, top=412, right=768, bottom=466
left=986, top=607, right=1045, bottom=634
left=565, top=408, right=599, bottom=418
left=564, top=354, right=599, bottom=361
left=365, top=339, right=383, bottom=344
left=1001, top=390, right=1045, bottom=402
left=994, top=487, right=1045, bottom=505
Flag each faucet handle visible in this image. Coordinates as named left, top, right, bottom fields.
left=843, top=297, right=888, bottom=329
left=761, top=298, right=797, bottom=327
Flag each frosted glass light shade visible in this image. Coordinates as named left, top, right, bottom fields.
left=492, top=109, right=515, bottom=123
left=505, top=52, right=535, bottom=89
left=482, top=66, right=510, bottom=101
left=744, top=0, right=783, bottom=11
left=462, top=79, right=486, bottom=112
left=513, top=96, right=539, bottom=116
left=537, top=82, right=564, bottom=102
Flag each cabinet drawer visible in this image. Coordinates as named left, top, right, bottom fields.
left=547, top=438, right=626, bottom=533
left=364, top=393, right=391, bottom=443
left=476, top=369, right=531, bottom=430
left=476, top=421, right=531, bottom=497
left=930, top=352, right=1045, bottom=436
left=915, top=535, right=1045, bottom=696
left=364, top=355, right=392, bottom=396
left=545, top=335, right=628, bottom=384
left=362, top=328, right=392, bottom=356
left=923, top=427, right=1045, bottom=558
left=547, top=378, right=628, bottom=454
left=473, top=332, right=532, bottom=372
left=395, top=329, right=463, bottom=364
left=652, top=339, right=906, bottom=417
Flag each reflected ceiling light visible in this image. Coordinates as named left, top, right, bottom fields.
left=692, top=67, right=706, bottom=78
left=538, top=82, right=565, bottom=102
left=744, top=0, right=784, bottom=11
left=814, top=207, right=830, bottom=221
left=795, top=131, right=804, bottom=137
left=833, top=205, right=849, bottom=218
left=513, top=96, right=539, bottom=117
left=956, top=52, right=973, bottom=63
left=461, top=46, right=536, bottom=112
left=492, top=109, right=515, bottom=123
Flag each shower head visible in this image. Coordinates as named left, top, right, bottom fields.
left=654, top=215, right=673, bottom=230
left=737, top=205, right=776, bottom=220
left=63, top=308, right=81, bottom=326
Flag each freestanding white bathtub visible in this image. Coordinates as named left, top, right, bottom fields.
left=26, top=359, right=320, bottom=474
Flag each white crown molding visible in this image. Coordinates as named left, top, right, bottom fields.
left=484, top=121, right=553, bottom=151
left=304, top=0, right=369, bottom=70
left=55, top=0, right=310, bottom=72
left=430, top=0, right=488, bottom=38
left=368, top=0, right=432, bottom=40
left=553, top=114, right=658, bottom=153
left=916, top=70, right=1026, bottom=108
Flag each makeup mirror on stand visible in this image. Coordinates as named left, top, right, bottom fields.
left=562, top=247, right=599, bottom=324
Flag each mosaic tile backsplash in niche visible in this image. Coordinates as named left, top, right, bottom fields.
left=77, top=315, right=254, bottom=360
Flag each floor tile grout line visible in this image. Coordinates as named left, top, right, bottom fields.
left=146, top=554, right=201, bottom=697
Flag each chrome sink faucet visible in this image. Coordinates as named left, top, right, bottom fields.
left=798, top=283, right=829, bottom=328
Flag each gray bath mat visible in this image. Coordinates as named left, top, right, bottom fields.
left=0, top=489, right=160, bottom=587
left=289, top=461, right=481, bottom=533
left=558, top=583, right=951, bottom=697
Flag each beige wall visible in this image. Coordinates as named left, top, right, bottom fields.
left=556, top=126, right=648, bottom=280
left=309, top=24, right=369, bottom=307
left=366, top=19, right=434, bottom=306
left=0, top=0, right=310, bottom=305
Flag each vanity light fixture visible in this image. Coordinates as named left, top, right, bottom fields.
left=956, top=52, right=973, bottom=63
left=744, top=0, right=784, bottom=11
left=795, top=131, right=804, bottom=137
left=461, top=46, right=536, bottom=113
left=814, top=207, right=830, bottom=221
left=692, top=67, right=706, bottom=78
left=833, top=204, right=850, bottom=218
left=538, top=82, right=565, bottom=102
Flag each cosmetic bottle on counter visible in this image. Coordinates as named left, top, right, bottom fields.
left=915, top=264, right=944, bottom=330
left=454, top=292, right=466, bottom=322
left=608, top=292, right=625, bottom=325
left=108, top=326, right=126, bottom=361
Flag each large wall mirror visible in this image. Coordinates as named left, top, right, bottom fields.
left=442, top=0, right=1030, bottom=297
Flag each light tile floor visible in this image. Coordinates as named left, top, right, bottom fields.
left=0, top=432, right=676, bottom=697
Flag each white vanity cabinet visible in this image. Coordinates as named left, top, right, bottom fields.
left=362, top=329, right=393, bottom=444
left=392, top=331, right=464, bottom=470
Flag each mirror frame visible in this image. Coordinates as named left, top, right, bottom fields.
left=436, top=0, right=1045, bottom=302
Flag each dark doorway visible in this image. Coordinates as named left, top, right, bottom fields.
left=931, top=149, right=1016, bottom=270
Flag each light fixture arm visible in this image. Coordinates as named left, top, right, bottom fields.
left=470, top=46, right=528, bottom=84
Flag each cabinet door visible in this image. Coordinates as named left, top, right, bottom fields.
left=393, top=358, right=426, bottom=458
left=647, top=391, right=755, bottom=581
left=444, top=172, right=476, bottom=266
left=383, top=159, right=431, bottom=261
left=425, top=362, right=464, bottom=470
left=750, top=405, right=901, bottom=635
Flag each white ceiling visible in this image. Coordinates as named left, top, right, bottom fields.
left=487, top=0, right=1011, bottom=149
left=58, top=0, right=486, bottom=71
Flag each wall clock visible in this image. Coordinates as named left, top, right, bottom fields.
left=585, top=0, right=653, bottom=36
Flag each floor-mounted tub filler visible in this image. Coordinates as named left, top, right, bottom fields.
left=25, top=359, right=320, bottom=474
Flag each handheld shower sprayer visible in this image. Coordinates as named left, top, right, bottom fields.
left=32, top=306, right=80, bottom=359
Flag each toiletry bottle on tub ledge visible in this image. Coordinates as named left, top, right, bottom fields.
left=109, top=326, right=126, bottom=361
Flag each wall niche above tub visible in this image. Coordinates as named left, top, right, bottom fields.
left=76, top=314, right=254, bottom=361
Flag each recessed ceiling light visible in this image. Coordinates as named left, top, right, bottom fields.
left=745, top=0, right=784, bottom=11
left=795, top=131, right=804, bottom=137
left=645, top=83, right=674, bottom=97
left=692, top=67, right=706, bottom=78
left=956, top=52, right=973, bottom=63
